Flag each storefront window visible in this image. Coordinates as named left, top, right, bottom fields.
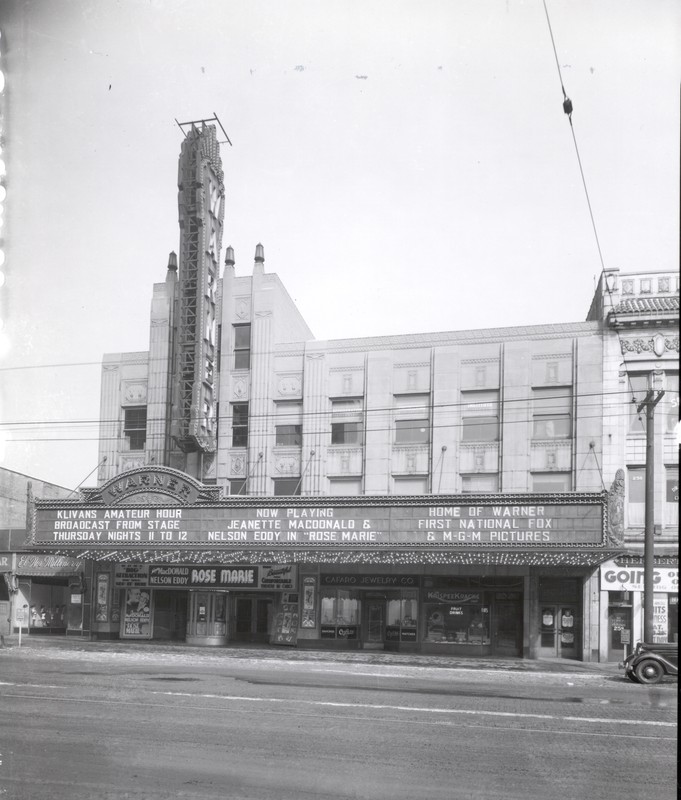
left=386, top=590, right=418, bottom=642
left=321, top=589, right=359, bottom=626
left=424, top=590, right=490, bottom=644
left=320, top=588, right=360, bottom=641
left=665, top=466, right=678, bottom=526
left=669, top=595, right=678, bottom=643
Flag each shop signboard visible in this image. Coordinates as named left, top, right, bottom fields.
left=321, top=574, right=419, bottom=587
left=0, top=553, right=12, bottom=572
left=115, top=564, right=283, bottom=589
left=34, top=500, right=606, bottom=549
left=15, top=554, right=83, bottom=576
left=600, top=561, right=679, bottom=592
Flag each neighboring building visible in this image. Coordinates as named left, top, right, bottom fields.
left=25, top=123, right=678, bottom=660
left=0, top=467, right=86, bottom=638
left=587, top=268, right=679, bottom=658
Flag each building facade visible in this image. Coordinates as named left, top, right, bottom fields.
left=587, top=267, right=679, bottom=659
left=0, top=467, right=86, bottom=639
left=24, top=124, right=679, bottom=660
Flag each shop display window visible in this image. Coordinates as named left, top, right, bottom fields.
left=386, top=590, right=418, bottom=642
left=669, top=595, right=678, bottom=643
left=321, top=589, right=359, bottom=626
left=425, top=594, right=490, bottom=644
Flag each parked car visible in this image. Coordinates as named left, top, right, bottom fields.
left=621, top=641, right=678, bottom=684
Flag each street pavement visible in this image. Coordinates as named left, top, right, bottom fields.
left=0, top=634, right=676, bottom=800
left=0, top=633, right=624, bottom=674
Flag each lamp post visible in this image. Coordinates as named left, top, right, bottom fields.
left=18, top=603, right=28, bottom=647
left=636, top=373, right=665, bottom=643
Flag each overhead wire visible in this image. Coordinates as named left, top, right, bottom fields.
left=0, top=386, right=661, bottom=432
left=2, top=407, right=669, bottom=446
left=541, top=0, right=660, bottom=429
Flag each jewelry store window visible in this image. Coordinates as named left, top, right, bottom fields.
left=424, top=590, right=490, bottom=645
left=320, top=588, right=360, bottom=641
left=386, top=590, right=418, bottom=643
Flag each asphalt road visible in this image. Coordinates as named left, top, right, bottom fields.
left=0, top=643, right=677, bottom=800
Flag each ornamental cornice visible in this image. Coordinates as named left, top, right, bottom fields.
left=531, top=353, right=572, bottom=361
left=313, top=323, right=599, bottom=355
left=530, top=439, right=572, bottom=450
left=620, top=334, right=679, bottom=356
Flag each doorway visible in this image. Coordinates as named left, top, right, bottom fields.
left=362, top=595, right=385, bottom=649
left=233, top=595, right=273, bottom=643
left=492, top=601, right=523, bottom=656
left=539, top=604, right=580, bottom=659
left=153, top=591, right=187, bottom=640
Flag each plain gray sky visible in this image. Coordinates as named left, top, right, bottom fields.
left=0, top=0, right=679, bottom=490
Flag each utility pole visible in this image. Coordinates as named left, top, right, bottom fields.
left=636, top=381, right=665, bottom=642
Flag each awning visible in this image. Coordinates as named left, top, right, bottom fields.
left=37, top=547, right=625, bottom=569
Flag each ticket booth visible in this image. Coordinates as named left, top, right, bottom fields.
left=186, top=590, right=228, bottom=646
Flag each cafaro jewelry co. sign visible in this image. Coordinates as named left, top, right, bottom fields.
left=32, top=501, right=606, bottom=548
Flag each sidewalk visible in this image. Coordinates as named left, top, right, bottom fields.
left=0, top=633, right=622, bottom=675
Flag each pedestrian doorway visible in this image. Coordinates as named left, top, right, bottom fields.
left=153, top=591, right=187, bottom=640
left=539, top=604, right=580, bottom=659
left=491, top=599, right=523, bottom=655
left=538, top=577, right=582, bottom=660
left=233, top=595, right=273, bottom=643
left=362, top=594, right=386, bottom=649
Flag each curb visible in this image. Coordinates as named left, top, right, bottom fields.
left=0, top=635, right=622, bottom=675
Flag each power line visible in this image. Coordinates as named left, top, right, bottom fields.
left=3, top=407, right=672, bottom=446
left=0, top=386, right=667, bottom=431
left=541, top=0, right=648, bottom=410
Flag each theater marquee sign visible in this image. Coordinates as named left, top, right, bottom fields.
left=28, top=466, right=610, bottom=552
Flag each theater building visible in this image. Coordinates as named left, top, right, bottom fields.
left=587, top=267, right=679, bottom=659
left=25, top=122, right=678, bottom=660
left=30, top=466, right=622, bottom=659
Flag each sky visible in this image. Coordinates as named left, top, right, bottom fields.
left=0, top=0, right=679, bottom=491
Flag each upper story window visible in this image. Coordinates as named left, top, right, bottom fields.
left=461, top=390, right=499, bottom=442
left=627, top=466, right=645, bottom=527
left=665, top=466, right=678, bottom=526
left=331, top=399, right=363, bottom=446
left=231, top=403, right=248, bottom=448
left=394, top=394, right=429, bottom=445
left=275, top=402, right=302, bottom=446
left=124, top=407, right=147, bottom=451
left=331, top=421, right=363, bottom=445
left=395, top=419, right=429, bottom=445
left=273, top=478, right=301, bottom=496
left=664, top=373, right=679, bottom=434
left=531, top=472, right=572, bottom=493
left=393, top=476, right=428, bottom=494
left=276, top=425, right=302, bottom=446
left=233, top=324, right=251, bottom=370
left=461, top=474, right=499, bottom=493
left=532, top=387, right=572, bottom=439
left=628, top=374, right=649, bottom=433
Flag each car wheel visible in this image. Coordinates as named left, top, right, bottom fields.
left=634, top=659, right=665, bottom=684
left=626, top=672, right=640, bottom=683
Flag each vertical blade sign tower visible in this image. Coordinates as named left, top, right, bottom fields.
left=174, top=123, right=224, bottom=459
